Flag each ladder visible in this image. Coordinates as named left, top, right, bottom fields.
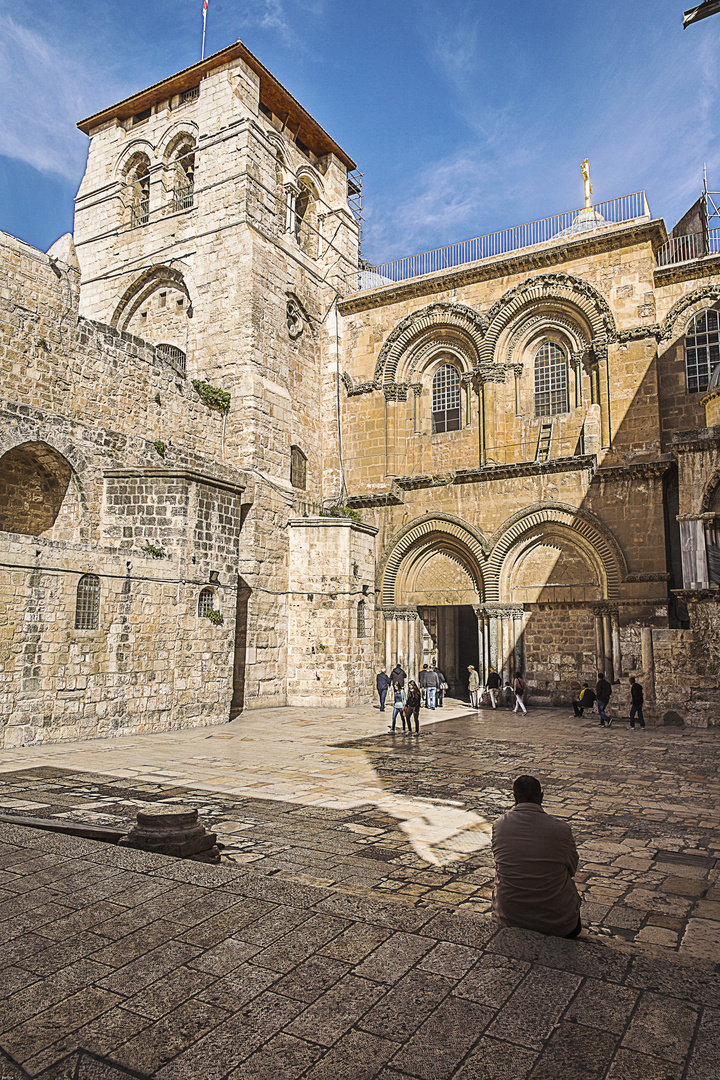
left=536, top=420, right=553, bottom=462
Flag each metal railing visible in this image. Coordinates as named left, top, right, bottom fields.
left=349, top=192, right=651, bottom=292
left=656, top=228, right=720, bottom=267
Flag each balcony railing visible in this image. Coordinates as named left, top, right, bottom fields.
left=655, top=228, right=720, bottom=268
left=348, top=191, right=651, bottom=293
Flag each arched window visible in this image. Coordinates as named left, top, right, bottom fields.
left=290, top=446, right=307, bottom=490
left=432, top=364, right=461, bottom=433
left=75, top=574, right=100, bottom=630
left=685, top=308, right=720, bottom=393
left=125, top=154, right=150, bottom=227
left=357, top=600, right=366, bottom=637
left=198, top=588, right=216, bottom=617
left=172, top=142, right=195, bottom=211
left=294, top=181, right=317, bottom=256
left=156, top=344, right=186, bottom=375
left=534, top=342, right=569, bottom=416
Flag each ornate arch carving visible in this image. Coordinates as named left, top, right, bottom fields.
left=110, top=264, right=194, bottom=330
left=480, top=273, right=617, bottom=366
left=114, top=142, right=154, bottom=181
left=660, top=285, right=720, bottom=342
left=374, top=303, right=487, bottom=387
left=378, top=513, right=489, bottom=606
left=701, top=468, right=720, bottom=513
left=158, top=122, right=199, bottom=162
left=486, top=502, right=626, bottom=601
left=505, top=311, right=590, bottom=365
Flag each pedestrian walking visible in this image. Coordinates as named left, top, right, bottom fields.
left=435, top=665, right=447, bottom=707
left=376, top=668, right=390, bottom=712
left=425, top=665, right=440, bottom=709
left=572, top=682, right=595, bottom=718
left=512, top=673, right=527, bottom=714
left=405, top=680, right=421, bottom=735
left=486, top=667, right=501, bottom=709
left=628, top=676, right=645, bottom=730
left=418, top=664, right=429, bottom=706
left=595, top=672, right=612, bottom=726
left=468, top=665, right=480, bottom=708
left=390, top=663, right=406, bottom=689
left=389, top=682, right=406, bottom=732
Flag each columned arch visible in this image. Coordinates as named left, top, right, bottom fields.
left=379, top=514, right=488, bottom=606
left=486, top=502, right=626, bottom=601
left=374, top=303, right=487, bottom=386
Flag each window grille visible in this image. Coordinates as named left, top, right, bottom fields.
left=172, top=146, right=195, bottom=211
left=290, top=446, right=307, bottom=490
left=75, top=574, right=100, bottom=630
left=180, top=85, right=199, bottom=104
left=156, top=344, right=186, bottom=375
left=198, top=588, right=215, bottom=617
left=432, top=364, right=461, bottom=433
left=685, top=309, right=720, bottom=393
left=357, top=600, right=366, bottom=637
left=131, top=108, right=151, bottom=126
left=534, top=342, right=569, bottom=416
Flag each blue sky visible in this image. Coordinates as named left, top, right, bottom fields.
left=1, top=0, right=719, bottom=264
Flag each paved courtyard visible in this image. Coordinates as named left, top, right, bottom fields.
left=0, top=701, right=718, bottom=1077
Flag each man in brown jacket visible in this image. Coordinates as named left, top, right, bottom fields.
left=491, top=775, right=581, bottom=938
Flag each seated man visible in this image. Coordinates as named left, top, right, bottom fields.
left=491, top=775, right=581, bottom=938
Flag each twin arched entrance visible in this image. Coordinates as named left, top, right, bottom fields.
left=379, top=509, right=622, bottom=699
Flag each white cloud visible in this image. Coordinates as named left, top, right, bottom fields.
left=0, top=15, right=121, bottom=181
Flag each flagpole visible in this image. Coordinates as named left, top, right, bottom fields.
left=201, top=0, right=208, bottom=60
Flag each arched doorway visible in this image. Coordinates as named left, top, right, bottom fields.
left=379, top=515, right=486, bottom=698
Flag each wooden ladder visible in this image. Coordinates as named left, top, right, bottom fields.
left=536, top=420, right=553, bottom=462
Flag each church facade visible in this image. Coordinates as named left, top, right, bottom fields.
left=2, top=40, right=720, bottom=746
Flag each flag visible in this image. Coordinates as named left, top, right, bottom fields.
left=203, top=0, right=208, bottom=11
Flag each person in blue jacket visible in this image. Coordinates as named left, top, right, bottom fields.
left=376, top=668, right=391, bottom=712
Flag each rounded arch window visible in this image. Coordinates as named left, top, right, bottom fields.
left=290, top=446, right=307, bottom=490
left=198, top=588, right=216, bottom=618
left=171, top=140, right=195, bottom=211
left=294, top=181, right=317, bottom=256
left=534, top=342, right=569, bottom=417
left=357, top=599, right=366, bottom=638
left=124, top=154, right=150, bottom=227
left=685, top=308, right=720, bottom=394
left=432, top=364, right=461, bottom=433
left=75, top=574, right=100, bottom=630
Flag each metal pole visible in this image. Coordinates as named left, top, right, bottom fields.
left=201, top=0, right=208, bottom=60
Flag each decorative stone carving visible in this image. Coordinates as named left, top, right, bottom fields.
left=660, top=284, right=720, bottom=341
left=374, top=301, right=487, bottom=385
left=119, top=805, right=220, bottom=862
left=383, top=383, right=409, bottom=401
left=341, top=372, right=375, bottom=397
left=286, top=297, right=304, bottom=339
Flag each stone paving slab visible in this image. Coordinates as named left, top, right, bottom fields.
left=0, top=703, right=720, bottom=1075
left=1, top=702, right=719, bottom=958
left=0, top=818, right=718, bottom=1078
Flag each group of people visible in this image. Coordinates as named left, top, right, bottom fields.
left=468, top=666, right=528, bottom=714
left=375, top=662, right=447, bottom=735
left=572, top=673, right=645, bottom=730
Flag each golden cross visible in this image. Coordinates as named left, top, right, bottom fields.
left=581, top=159, right=593, bottom=209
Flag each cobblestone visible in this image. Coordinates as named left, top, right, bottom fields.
left=0, top=702, right=717, bottom=1075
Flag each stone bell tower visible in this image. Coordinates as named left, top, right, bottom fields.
left=71, top=40, right=376, bottom=709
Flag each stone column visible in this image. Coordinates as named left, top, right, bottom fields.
left=611, top=612, right=622, bottom=683
left=284, top=183, right=299, bottom=234
left=603, top=614, right=614, bottom=683
left=641, top=626, right=655, bottom=703
left=408, top=613, right=417, bottom=680
left=474, top=608, right=485, bottom=685
left=593, top=609, right=605, bottom=674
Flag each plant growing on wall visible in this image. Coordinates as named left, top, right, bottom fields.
left=192, top=380, right=231, bottom=412
left=204, top=608, right=224, bottom=625
left=143, top=542, right=165, bottom=558
left=320, top=505, right=362, bottom=523
left=153, top=440, right=166, bottom=456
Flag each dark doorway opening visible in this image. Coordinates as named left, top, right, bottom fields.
left=420, top=605, right=479, bottom=701
left=230, top=576, right=251, bottom=719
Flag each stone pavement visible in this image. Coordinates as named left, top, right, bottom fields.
left=0, top=701, right=718, bottom=1077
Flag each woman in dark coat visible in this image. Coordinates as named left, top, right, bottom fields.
left=405, top=680, right=422, bottom=735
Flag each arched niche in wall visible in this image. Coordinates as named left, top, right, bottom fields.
left=0, top=441, right=81, bottom=540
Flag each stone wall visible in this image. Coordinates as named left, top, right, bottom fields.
left=287, top=517, right=377, bottom=706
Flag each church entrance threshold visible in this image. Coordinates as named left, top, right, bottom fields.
left=418, top=605, right=479, bottom=701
